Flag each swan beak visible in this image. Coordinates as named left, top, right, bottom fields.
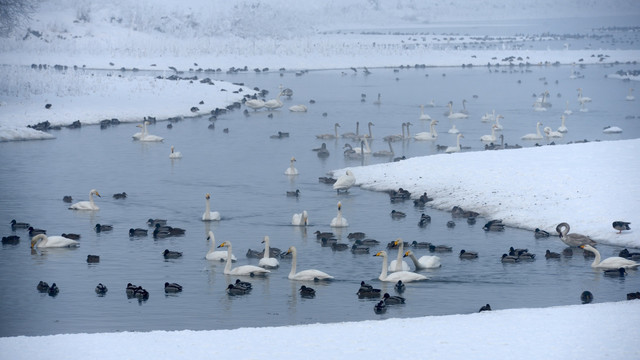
left=217, top=242, right=226, bottom=248
left=579, top=245, right=585, bottom=249
left=205, top=193, right=210, bottom=199
left=373, top=252, right=381, bottom=257
left=403, top=251, right=409, bottom=258
left=95, top=192, right=101, bottom=197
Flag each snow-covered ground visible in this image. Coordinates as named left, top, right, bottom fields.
left=1, top=301, right=638, bottom=360
left=1, top=0, right=639, bottom=355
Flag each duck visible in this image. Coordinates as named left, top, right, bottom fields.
left=37, top=281, right=50, bottom=292
left=314, top=143, right=330, bottom=157
left=331, top=242, right=349, bottom=251
left=291, top=210, right=308, bottom=226
left=545, top=250, right=561, bottom=259
left=347, top=232, right=366, bottom=240
left=218, top=241, right=270, bottom=276
left=355, top=238, right=380, bottom=246
left=125, top=283, right=138, bottom=297
left=147, top=218, right=167, bottom=227
left=226, top=283, right=250, bottom=296
left=287, top=189, right=300, bottom=197
left=394, top=280, right=405, bottom=293
left=330, top=202, right=349, bottom=227
left=134, top=287, right=149, bottom=300
left=333, top=170, right=356, bottom=193
left=374, top=251, right=428, bottom=283
left=48, top=283, right=59, bottom=296
left=357, top=283, right=381, bottom=298
left=61, top=233, right=80, bottom=240
left=129, top=228, right=147, bottom=237
left=534, top=228, right=550, bottom=238
left=429, top=244, right=452, bottom=253
left=163, top=249, right=182, bottom=259
left=483, top=219, right=504, bottom=231
left=202, top=193, right=221, bottom=221
left=234, top=279, right=252, bottom=291
left=556, top=222, right=596, bottom=247
left=517, top=252, right=536, bottom=261
left=258, top=236, right=280, bottom=269
left=2, top=235, right=20, bottom=245
left=383, top=292, right=405, bottom=305
left=618, top=249, right=640, bottom=260
left=521, top=122, right=543, bottom=140
left=205, top=231, right=237, bottom=262
left=284, top=157, right=298, bottom=175
left=373, top=300, right=387, bottom=314
left=62, top=195, right=73, bottom=203
left=580, top=290, right=593, bottom=304
left=31, top=234, right=79, bottom=248
left=164, top=282, right=183, bottom=293
left=95, top=283, right=108, bottom=295
left=86, top=254, right=100, bottom=263
left=299, top=285, right=316, bottom=298
left=580, top=245, right=639, bottom=270
left=479, top=304, right=492, bottom=312
left=390, top=210, right=406, bottom=219
left=501, top=254, right=519, bottom=263
left=10, top=219, right=30, bottom=229
left=459, top=249, right=478, bottom=259
left=316, top=123, right=340, bottom=139
left=94, top=224, right=113, bottom=233
left=351, top=243, right=370, bottom=254
left=418, top=214, right=431, bottom=228
left=612, top=221, right=631, bottom=234
left=603, top=268, right=626, bottom=277
left=284, top=246, right=333, bottom=281
left=404, top=250, right=442, bottom=269
left=411, top=240, right=431, bottom=248
left=69, top=189, right=101, bottom=210
left=112, top=192, right=127, bottom=199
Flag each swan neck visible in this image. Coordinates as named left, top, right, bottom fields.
left=224, top=243, right=233, bottom=273
left=394, top=241, right=404, bottom=271
left=289, top=247, right=297, bottom=278
left=379, top=252, right=388, bottom=280
left=409, top=253, right=420, bottom=267
left=207, top=232, right=216, bottom=254
left=589, top=247, right=601, bottom=267
left=263, top=237, right=270, bottom=259
left=205, top=197, right=211, bottom=214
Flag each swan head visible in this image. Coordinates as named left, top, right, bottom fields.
left=403, top=251, right=412, bottom=258
left=580, top=244, right=595, bottom=252
left=144, top=121, right=151, bottom=125
left=374, top=251, right=387, bottom=258
left=458, top=133, right=464, bottom=139
left=30, top=234, right=45, bottom=248
left=290, top=157, right=296, bottom=162
left=285, top=246, right=296, bottom=255
left=171, top=146, right=175, bottom=152
left=136, top=124, right=143, bottom=128
left=337, top=201, right=342, bottom=211
left=90, top=189, right=101, bottom=197
left=205, top=193, right=211, bottom=200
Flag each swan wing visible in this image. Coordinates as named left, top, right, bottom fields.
left=382, top=271, right=427, bottom=283
left=228, top=265, right=270, bottom=276
left=291, top=269, right=334, bottom=281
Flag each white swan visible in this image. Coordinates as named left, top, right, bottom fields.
left=427, top=99, right=436, bottom=107
left=330, top=201, right=348, bottom=227
left=137, top=121, right=164, bottom=142
left=445, top=133, right=464, bottom=153
left=521, top=122, right=543, bottom=140
left=557, top=115, right=568, bottom=133
left=563, top=101, right=573, bottom=115
left=258, top=236, right=280, bottom=269
left=288, top=104, right=308, bottom=112
left=333, top=170, right=355, bottom=193
left=447, top=101, right=468, bottom=119
left=218, top=241, right=270, bottom=276
left=577, top=88, right=592, bottom=104
left=414, top=119, right=438, bottom=141
left=480, top=124, right=498, bottom=142
left=581, top=245, right=639, bottom=270
left=419, top=105, right=432, bottom=121
left=374, top=251, right=428, bottom=283
left=132, top=122, right=145, bottom=140
left=579, top=101, right=588, bottom=112
left=373, top=140, right=394, bottom=157
left=169, top=146, right=182, bottom=159
left=69, top=189, right=100, bottom=210
left=205, top=231, right=236, bottom=262
left=292, top=210, right=308, bottom=226
left=316, top=123, right=340, bottom=139
left=383, top=122, right=405, bottom=142
left=353, top=135, right=372, bottom=154
left=264, top=92, right=284, bottom=110
left=31, top=234, right=79, bottom=248
left=626, top=88, right=635, bottom=101
left=245, top=98, right=265, bottom=111
left=544, top=126, right=563, bottom=139
left=202, top=193, right=221, bottom=221
left=388, top=239, right=410, bottom=272
left=481, top=110, right=495, bottom=123
left=284, top=157, right=298, bottom=175
left=493, top=115, right=504, bottom=130
left=404, top=250, right=441, bottom=269
left=603, top=126, right=623, bottom=134
left=448, top=123, right=459, bottom=134
left=285, top=246, right=334, bottom=281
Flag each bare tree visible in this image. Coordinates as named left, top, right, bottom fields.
left=0, top=0, right=37, bottom=37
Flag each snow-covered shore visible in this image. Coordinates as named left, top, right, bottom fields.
left=1, top=301, right=638, bottom=360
